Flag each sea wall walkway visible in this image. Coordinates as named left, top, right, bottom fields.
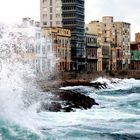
left=55, top=70, right=140, bottom=81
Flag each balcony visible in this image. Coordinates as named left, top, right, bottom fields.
left=87, top=56, right=98, bottom=60
left=86, top=43, right=98, bottom=47
left=102, top=53, right=110, bottom=59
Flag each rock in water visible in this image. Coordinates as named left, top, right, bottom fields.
left=39, top=89, right=99, bottom=112
left=61, top=80, right=108, bottom=89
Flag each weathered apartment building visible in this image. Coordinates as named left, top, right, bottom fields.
left=13, top=18, right=52, bottom=75
left=40, top=0, right=85, bottom=71
left=86, top=16, right=131, bottom=71
left=115, top=22, right=131, bottom=70
left=42, top=27, right=71, bottom=72
left=85, top=33, right=98, bottom=72
left=85, top=21, right=102, bottom=71
left=130, top=33, right=140, bottom=70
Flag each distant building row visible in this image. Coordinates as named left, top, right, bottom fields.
left=16, top=16, right=140, bottom=76
left=42, top=16, right=140, bottom=73
left=86, top=16, right=140, bottom=72
left=40, top=0, right=136, bottom=73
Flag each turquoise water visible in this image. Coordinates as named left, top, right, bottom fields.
left=0, top=78, right=140, bottom=140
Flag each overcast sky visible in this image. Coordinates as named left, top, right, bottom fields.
left=0, top=0, right=139, bottom=40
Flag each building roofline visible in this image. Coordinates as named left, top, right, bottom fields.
left=114, top=21, right=131, bottom=25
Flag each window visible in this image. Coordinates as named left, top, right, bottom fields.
left=42, top=45, right=46, bottom=54
left=36, top=44, right=40, bottom=54
left=50, top=21, right=52, bottom=26
left=36, top=59, right=40, bottom=72
left=43, top=0, right=47, bottom=2
left=42, top=59, right=46, bottom=72
left=43, top=7, right=47, bottom=12
left=56, top=14, right=60, bottom=18
left=50, top=0, right=52, bottom=5
left=56, top=21, right=60, bottom=25
left=47, top=45, right=51, bottom=52
left=86, top=27, right=88, bottom=31
left=50, top=7, right=52, bottom=13
left=56, top=0, right=60, bottom=3
left=43, top=22, right=47, bottom=25
left=50, top=14, right=52, bottom=20
left=43, top=14, right=47, bottom=19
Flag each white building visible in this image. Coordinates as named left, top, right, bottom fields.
left=12, top=18, right=54, bottom=76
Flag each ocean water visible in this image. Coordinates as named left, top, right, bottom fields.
left=0, top=25, right=140, bottom=140
left=0, top=76, right=140, bottom=140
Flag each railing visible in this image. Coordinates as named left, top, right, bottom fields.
left=87, top=56, right=98, bottom=59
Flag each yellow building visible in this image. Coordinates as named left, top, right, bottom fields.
left=86, top=21, right=103, bottom=71
left=42, top=27, right=71, bottom=72
left=85, top=21, right=102, bottom=43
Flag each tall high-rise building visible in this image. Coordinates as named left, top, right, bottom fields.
left=40, top=0, right=85, bottom=71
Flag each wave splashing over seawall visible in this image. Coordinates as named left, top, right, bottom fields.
left=0, top=24, right=49, bottom=139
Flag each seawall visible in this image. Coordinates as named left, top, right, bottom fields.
left=55, top=70, right=140, bottom=81
left=37, top=70, right=140, bottom=90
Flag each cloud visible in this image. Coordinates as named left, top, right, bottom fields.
left=85, top=0, right=105, bottom=23
left=0, top=0, right=39, bottom=23
left=116, top=0, right=140, bottom=40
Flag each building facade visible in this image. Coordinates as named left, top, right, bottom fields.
left=97, top=47, right=103, bottom=71
left=42, top=27, right=71, bottom=72
left=110, top=47, right=117, bottom=71
left=130, top=42, right=140, bottom=70
left=130, top=33, right=140, bottom=70
left=13, top=18, right=52, bottom=75
left=86, top=16, right=131, bottom=71
left=40, top=0, right=85, bottom=71
left=85, top=20, right=102, bottom=44
left=114, top=22, right=131, bottom=70
left=135, top=33, right=140, bottom=44
left=85, top=33, right=98, bottom=72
